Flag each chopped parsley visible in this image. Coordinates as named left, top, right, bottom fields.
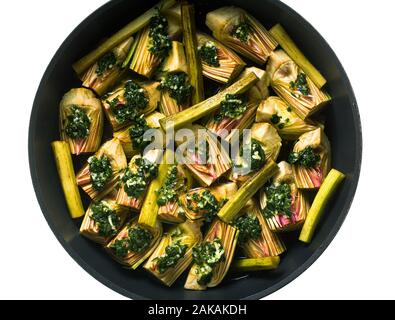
left=192, top=238, right=225, bottom=285
left=65, top=105, right=91, bottom=139
left=239, top=139, right=266, bottom=172
left=270, top=114, right=289, bottom=130
left=199, top=41, right=220, bottom=67
left=232, top=22, right=251, bottom=43
left=110, top=225, right=153, bottom=257
left=122, top=157, right=158, bottom=198
left=234, top=214, right=262, bottom=243
left=157, top=166, right=179, bottom=206
left=148, top=12, right=171, bottom=58
left=214, top=94, right=247, bottom=123
left=155, top=240, right=188, bottom=273
left=128, top=115, right=151, bottom=150
left=96, top=51, right=117, bottom=76
left=288, top=146, right=320, bottom=168
left=290, top=73, right=310, bottom=96
left=186, top=190, right=225, bottom=222
left=159, top=72, right=192, bottom=105
left=263, top=183, right=293, bottom=218
left=88, top=155, right=113, bottom=192
left=128, top=225, right=153, bottom=253
left=110, top=80, right=148, bottom=124
left=90, top=201, right=120, bottom=237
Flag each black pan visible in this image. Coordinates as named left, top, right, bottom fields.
left=29, top=0, right=362, bottom=300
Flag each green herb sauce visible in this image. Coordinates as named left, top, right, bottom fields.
left=157, top=166, right=179, bottom=206
left=65, top=105, right=91, bottom=140
left=192, top=238, right=225, bottom=285
left=159, top=72, right=192, bottom=105
left=110, top=80, right=148, bottom=124
left=234, top=214, right=262, bottom=243
left=263, top=183, right=292, bottom=218
left=111, top=225, right=153, bottom=257
left=232, top=22, right=251, bottom=43
left=155, top=240, right=188, bottom=273
left=96, top=51, right=117, bottom=76
left=186, top=190, right=223, bottom=222
left=91, top=201, right=120, bottom=237
left=128, top=115, right=151, bottom=150
left=122, top=158, right=158, bottom=198
left=290, top=73, right=310, bottom=96
left=148, top=12, right=171, bottom=58
left=214, top=94, right=247, bottom=123
left=288, top=146, right=320, bottom=168
left=88, top=155, right=113, bottom=192
left=199, top=41, right=220, bottom=67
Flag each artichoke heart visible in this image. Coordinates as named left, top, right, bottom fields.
left=80, top=194, right=130, bottom=245
left=80, top=37, right=133, bottom=96
left=116, top=149, right=161, bottom=211
left=256, top=96, right=318, bottom=140
left=113, top=111, right=165, bottom=158
left=289, top=127, right=331, bottom=189
left=59, top=88, right=103, bottom=155
left=102, top=78, right=160, bottom=131
left=176, top=125, right=232, bottom=187
left=157, top=164, right=193, bottom=224
left=260, top=161, right=310, bottom=232
left=197, top=32, right=246, bottom=84
left=179, top=182, right=238, bottom=222
left=106, top=218, right=162, bottom=269
left=206, top=6, right=277, bottom=65
left=76, top=138, right=127, bottom=200
left=235, top=67, right=270, bottom=102
left=206, top=97, right=258, bottom=142
left=236, top=199, right=286, bottom=258
left=267, top=50, right=331, bottom=120
left=230, top=123, right=281, bottom=184
left=184, top=218, right=238, bottom=290
left=144, top=219, right=202, bottom=286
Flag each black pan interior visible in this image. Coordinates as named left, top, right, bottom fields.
left=29, top=0, right=362, bottom=300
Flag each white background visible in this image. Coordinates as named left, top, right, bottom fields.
left=0, top=0, right=393, bottom=300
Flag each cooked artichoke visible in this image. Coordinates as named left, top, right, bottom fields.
left=230, top=123, right=281, bottom=184
left=197, top=32, right=245, bottom=84
left=76, top=138, right=127, bottom=200
left=80, top=37, right=134, bottom=96
left=260, top=161, right=310, bottom=232
left=106, top=218, right=162, bottom=269
left=176, top=125, right=232, bottom=186
left=80, top=194, right=130, bottom=245
left=113, top=111, right=165, bottom=158
left=179, top=182, right=238, bottom=222
left=157, top=164, right=194, bottom=224
left=184, top=218, right=238, bottom=290
left=206, top=98, right=258, bottom=142
left=144, top=219, right=202, bottom=286
left=266, top=50, right=331, bottom=120
left=235, top=67, right=270, bottom=102
left=59, top=88, right=103, bottom=155
left=289, top=127, right=331, bottom=189
left=115, top=149, right=161, bottom=210
left=102, top=78, right=160, bottom=131
left=206, top=6, right=277, bottom=65
left=256, top=96, right=318, bottom=140
left=236, top=199, right=285, bottom=258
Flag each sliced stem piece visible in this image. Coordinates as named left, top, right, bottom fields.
left=270, top=24, right=326, bottom=89
left=232, top=257, right=280, bottom=272
left=218, top=159, right=278, bottom=223
left=51, top=141, right=85, bottom=219
left=160, top=72, right=258, bottom=131
left=181, top=2, right=204, bottom=104
left=299, top=169, right=345, bottom=243
left=73, top=0, right=176, bottom=75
